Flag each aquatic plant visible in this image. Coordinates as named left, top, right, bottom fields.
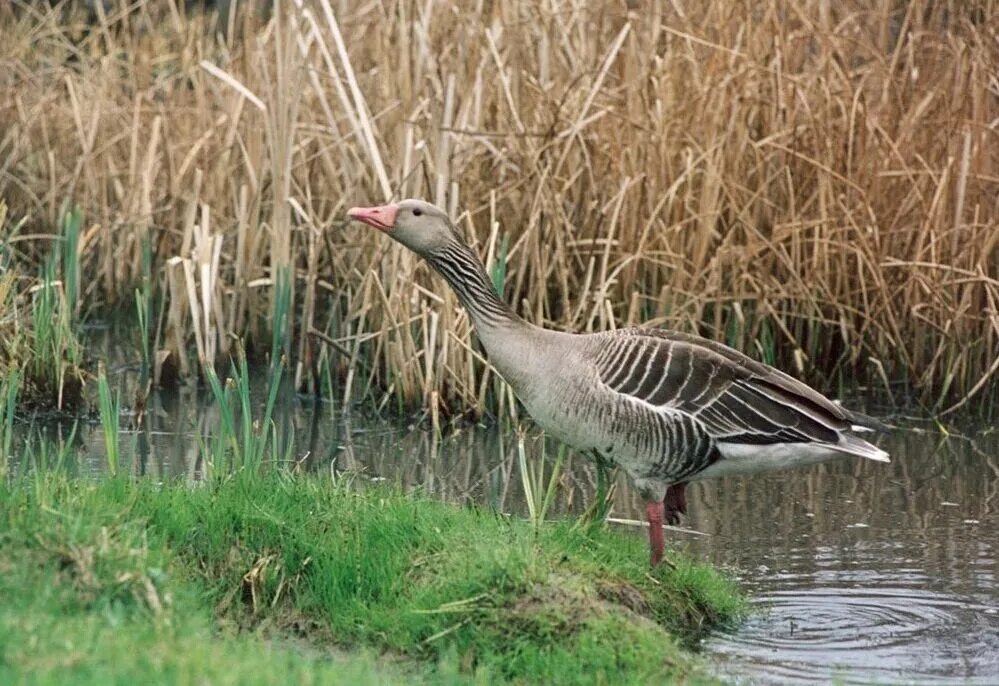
left=517, top=433, right=566, bottom=533
left=0, top=202, right=85, bottom=409
left=489, top=234, right=509, bottom=299
left=29, top=252, right=83, bottom=408
left=134, top=288, right=151, bottom=389
left=135, top=231, right=157, bottom=390
left=60, top=207, right=81, bottom=319
left=271, top=267, right=292, bottom=366
left=23, top=423, right=77, bottom=478
left=575, top=458, right=618, bottom=534
left=203, top=344, right=285, bottom=471
left=0, top=202, right=22, bottom=389
left=96, top=364, right=120, bottom=475
left=0, top=370, right=18, bottom=475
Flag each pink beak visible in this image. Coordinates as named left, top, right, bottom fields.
left=347, top=204, right=399, bottom=232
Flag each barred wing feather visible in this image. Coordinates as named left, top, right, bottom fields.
left=593, top=328, right=889, bottom=462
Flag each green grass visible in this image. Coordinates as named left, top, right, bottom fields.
left=0, top=510, right=408, bottom=685
left=0, top=472, right=743, bottom=685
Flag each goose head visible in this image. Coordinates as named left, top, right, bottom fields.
left=347, top=199, right=459, bottom=258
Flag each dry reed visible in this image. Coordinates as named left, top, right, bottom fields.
left=0, top=1, right=997, bottom=415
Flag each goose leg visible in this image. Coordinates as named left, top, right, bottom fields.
left=646, top=500, right=666, bottom=567
left=664, top=483, right=687, bottom=525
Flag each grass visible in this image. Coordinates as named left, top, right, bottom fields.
left=0, top=2, right=996, bottom=416
left=0, top=480, right=410, bottom=685
left=0, top=471, right=743, bottom=684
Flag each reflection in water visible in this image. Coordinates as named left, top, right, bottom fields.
left=10, top=384, right=999, bottom=684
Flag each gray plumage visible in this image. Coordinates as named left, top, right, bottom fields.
left=348, top=199, right=890, bottom=510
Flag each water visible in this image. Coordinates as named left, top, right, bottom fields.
left=10, top=381, right=999, bottom=684
left=686, top=427, right=999, bottom=684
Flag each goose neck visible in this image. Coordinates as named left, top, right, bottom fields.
left=427, top=243, right=524, bottom=333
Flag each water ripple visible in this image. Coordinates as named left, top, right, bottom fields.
left=710, top=581, right=999, bottom=683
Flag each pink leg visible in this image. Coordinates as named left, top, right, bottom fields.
left=646, top=500, right=665, bottom=567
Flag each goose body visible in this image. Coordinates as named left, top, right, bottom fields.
left=348, top=199, right=890, bottom=565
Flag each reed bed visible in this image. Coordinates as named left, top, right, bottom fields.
left=0, top=200, right=85, bottom=407
left=0, top=0, right=996, bottom=415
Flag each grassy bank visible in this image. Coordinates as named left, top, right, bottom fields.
left=1, top=1, right=997, bottom=416
left=0, top=472, right=742, bottom=684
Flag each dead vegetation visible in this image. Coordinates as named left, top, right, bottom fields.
left=0, top=0, right=996, bottom=415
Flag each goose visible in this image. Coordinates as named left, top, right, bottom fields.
left=347, top=199, right=890, bottom=566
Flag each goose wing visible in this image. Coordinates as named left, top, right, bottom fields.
left=591, top=328, right=887, bottom=450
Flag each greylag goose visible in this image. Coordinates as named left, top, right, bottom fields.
left=348, top=199, right=890, bottom=566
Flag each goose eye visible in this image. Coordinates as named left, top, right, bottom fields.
left=413, top=209, right=423, bottom=217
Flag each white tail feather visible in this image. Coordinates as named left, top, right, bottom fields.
left=699, top=433, right=890, bottom=480
left=833, top=433, right=891, bottom=462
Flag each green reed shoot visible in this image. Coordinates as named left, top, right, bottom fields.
left=232, top=347, right=263, bottom=468
left=234, top=345, right=279, bottom=468
left=60, top=207, right=81, bottom=318
left=0, top=200, right=17, bottom=268
left=575, top=456, right=617, bottom=533
left=29, top=245, right=82, bottom=406
left=135, top=288, right=151, bottom=388
left=31, top=262, right=61, bottom=388
left=517, top=433, right=565, bottom=533
left=0, top=370, right=19, bottom=475
left=724, top=304, right=744, bottom=351
left=757, top=318, right=776, bottom=367
left=203, top=344, right=285, bottom=471
left=26, top=431, right=54, bottom=485
left=97, top=363, right=120, bottom=475
left=136, top=231, right=154, bottom=386
left=140, top=229, right=153, bottom=292
left=204, top=364, right=238, bottom=468
left=31, top=260, right=58, bottom=387
left=24, top=422, right=78, bottom=481
left=490, top=234, right=509, bottom=297
left=271, top=267, right=292, bottom=364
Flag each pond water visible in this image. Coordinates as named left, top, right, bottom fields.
left=10, top=377, right=999, bottom=684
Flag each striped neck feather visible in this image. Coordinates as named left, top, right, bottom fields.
left=426, top=243, right=520, bottom=330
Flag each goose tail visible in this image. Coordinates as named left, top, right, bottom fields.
left=834, top=433, right=890, bottom=463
